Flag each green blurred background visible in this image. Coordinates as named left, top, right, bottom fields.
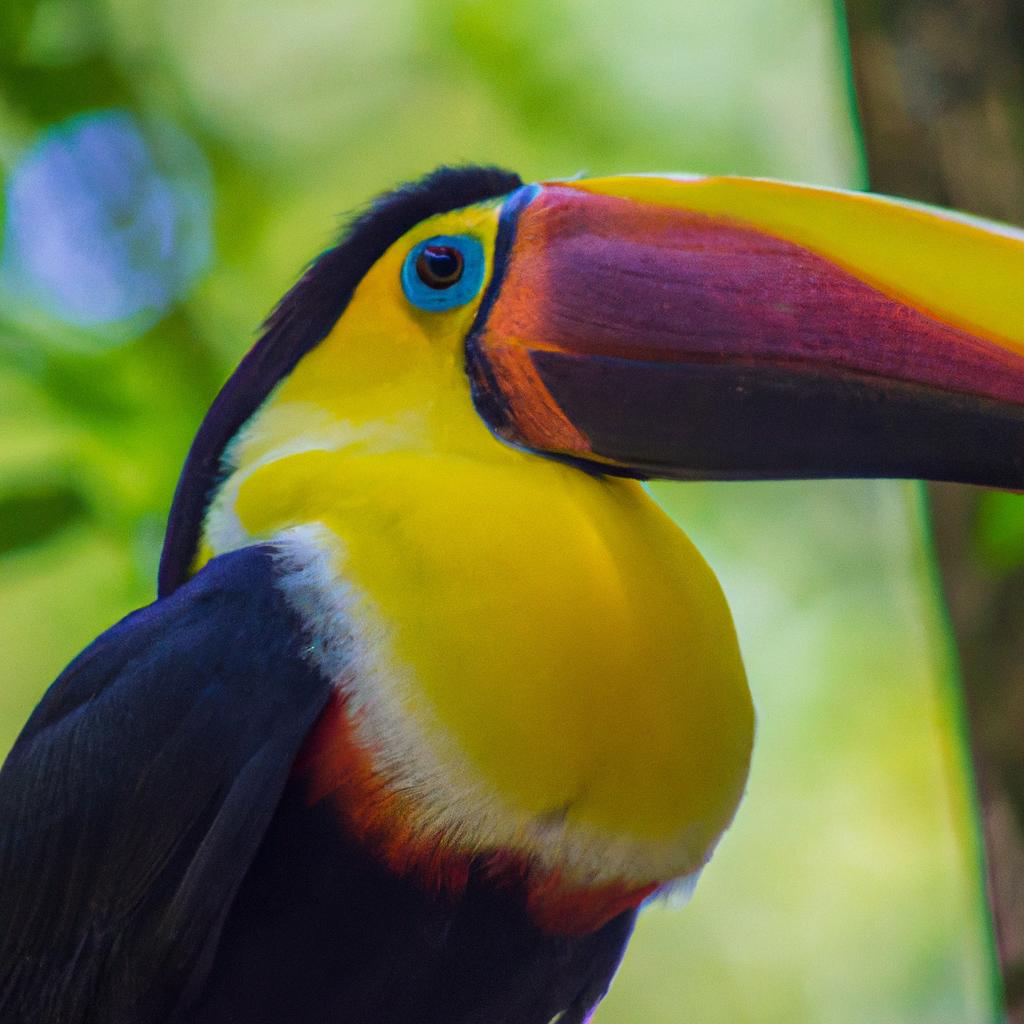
left=0, top=0, right=1015, bottom=1020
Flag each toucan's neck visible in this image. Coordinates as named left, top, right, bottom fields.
left=199, top=388, right=753, bottom=924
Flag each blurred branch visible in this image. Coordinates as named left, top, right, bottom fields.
left=844, top=0, right=1024, bottom=1016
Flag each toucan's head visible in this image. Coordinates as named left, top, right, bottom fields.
left=157, top=166, right=1024, bottom=931
left=162, top=165, right=1024, bottom=594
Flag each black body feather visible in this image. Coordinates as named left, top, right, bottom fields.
left=191, top=782, right=636, bottom=1024
left=0, top=546, right=332, bottom=1022
left=0, top=545, right=634, bottom=1023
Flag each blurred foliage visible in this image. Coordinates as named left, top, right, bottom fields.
left=609, top=478, right=998, bottom=1022
left=846, top=0, right=1024, bottom=1012
left=976, top=492, right=1024, bottom=573
left=0, top=0, right=1004, bottom=1020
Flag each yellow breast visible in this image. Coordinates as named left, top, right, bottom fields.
left=227, top=441, right=752, bottom=878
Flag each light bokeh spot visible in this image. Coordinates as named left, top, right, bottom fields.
left=1, top=109, right=211, bottom=342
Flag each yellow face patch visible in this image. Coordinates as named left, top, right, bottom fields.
left=265, top=204, right=505, bottom=456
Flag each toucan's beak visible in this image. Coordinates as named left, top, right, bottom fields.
left=467, top=175, right=1024, bottom=487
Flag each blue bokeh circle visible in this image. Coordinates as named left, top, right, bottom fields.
left=1, top=109, right=212, bottom=344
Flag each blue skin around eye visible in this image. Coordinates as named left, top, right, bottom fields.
left=401, top=234, right=486, bottom=311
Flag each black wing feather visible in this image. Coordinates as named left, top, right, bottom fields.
left=0, top=545, right=332, bottom=1024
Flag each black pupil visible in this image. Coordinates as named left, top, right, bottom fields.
left=416, top=245, right=464, bottom=289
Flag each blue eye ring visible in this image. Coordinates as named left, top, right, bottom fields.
left=401, top=234, right=486, bottom=311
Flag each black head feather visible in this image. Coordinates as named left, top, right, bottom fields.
left=158, top=165, right=524, bottom=596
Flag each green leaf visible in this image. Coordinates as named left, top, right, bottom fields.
left=0, top=479, right=88, bottom=556
left=0, top=0, right=38, bottom=70
left=974, top=489, right=1024, bottom=571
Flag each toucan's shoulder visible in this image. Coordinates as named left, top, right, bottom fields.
left=13, top=543, right=319, bottom=746
left=0, top=542, right=334, bottom=1023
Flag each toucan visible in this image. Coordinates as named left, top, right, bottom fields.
left=2, top=166, right=1023, bottom=1024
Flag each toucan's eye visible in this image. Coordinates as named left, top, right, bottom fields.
left=401, top=234, right=485, bottom=311
left=416, top=246, right=463, bottom=288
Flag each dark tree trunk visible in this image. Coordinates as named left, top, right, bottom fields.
left=843, top=1, right=1024, bottom=1015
